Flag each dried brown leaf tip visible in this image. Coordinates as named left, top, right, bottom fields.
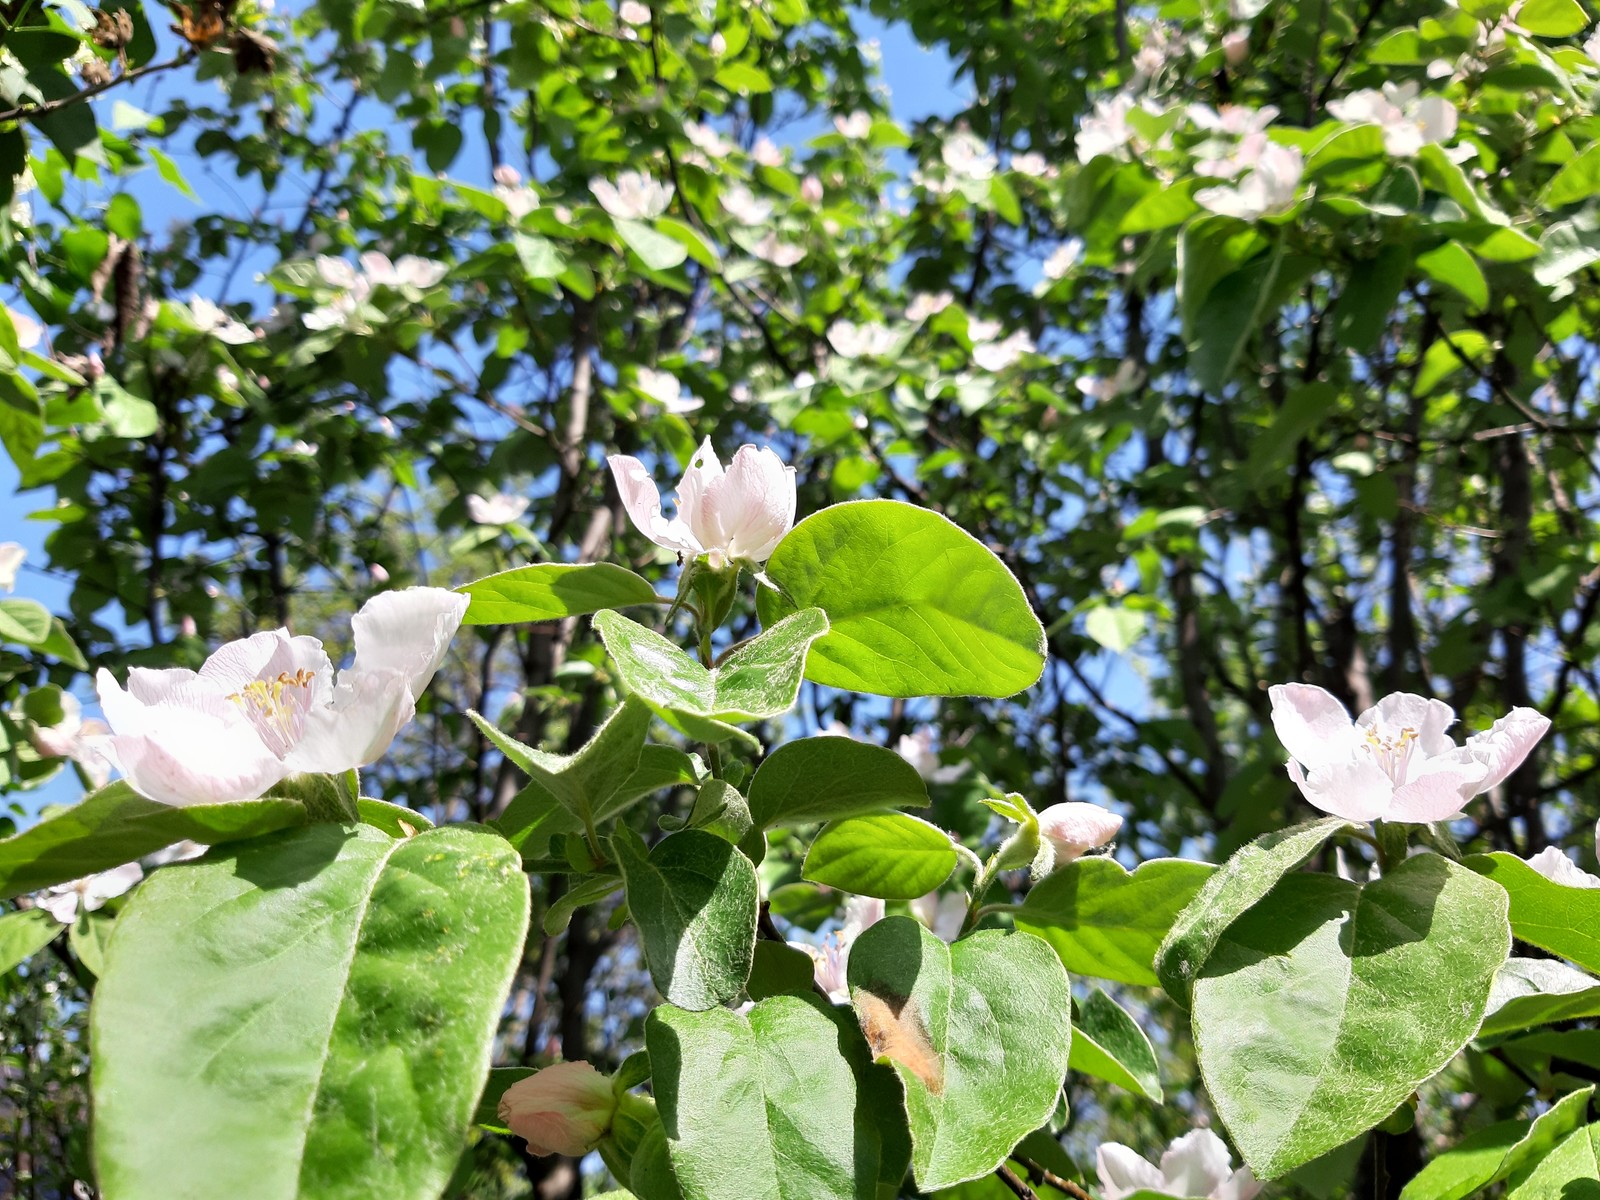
left=854, top=989, right=944, bottom=1095
left=168, top=0, right=232, bottom=49
left=90, top=9, right=135, bottom=50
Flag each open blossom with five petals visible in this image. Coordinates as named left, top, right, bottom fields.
left=633, top=366, right=702, bottom=414
left=188, top=296, right=255, bottom=345
left=609, top=439, right=796, bottom=568
left=1097, top=1129, right=1262, bottom=1200
left=498, top=1061, right=617, bottom=1156
left=36, top=863, right=143, bottom=924
left=834, top=110, right=872, bottom=139
left=1196, top=143, right=1303, bottom=219
left=466, top=492, right=530, bottom=526
left=94, top=588, right=468, bottom=806
left=942, top=129, right=998, bottom=180
left=720, top=184, right=774, bottom=226
left=1327, top=82, right=1457, bottom=157
left=1268, top=684, right=1551, bottom=823
left=827, top=319, right=898, bottom=359
left=1037, top=801, right=1123, bottom=867
left=590, top=171, right=673, bottom=220
left=0, top=541, right=23, bottom=591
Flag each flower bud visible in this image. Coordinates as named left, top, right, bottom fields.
left=1036, top=802, right=1122, bottom=867
left=498, top=1061, right=617, bottom=1157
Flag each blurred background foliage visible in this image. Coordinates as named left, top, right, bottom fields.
left=4, top=0, right=1600, bottom=1194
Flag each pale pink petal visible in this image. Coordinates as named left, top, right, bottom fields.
left=286, top=668, right=413, bottom=774
left=103, top=714, right=286, bottom=806
left=1096, top=1143, right=1166, bottom=1200
left=706, top=445, right=796, bottom=562
left=37, top=889, right=80, bottom=923
left=675, top=437, right=728, bottom=550
left=1526, top=847, right=1600, bottom=889
left=1268, top=683, right=1359, bottom=771
left=119, top=665, right=201, bottom=707
left=1389, top=748, right=1487, bottom=822
left=1290, top=755, right=1395, bottom=822
left=1465, top=708, right=1551, bottom=793
left=498, top=1061, right=616, bottom=1156
left=1037, top=801, right=1122, bottom=864
left=348, top=587, right=467, bottom=697
left=1215, top=1165, right=1264, bottom=1200
left=608, top=453, right=703, bottom=555
left=1159, top=1129, right=1233, bottom=1196
left=81, top=862, right=143, bottom=911
left=1362, top=692, right=1456, bottom=755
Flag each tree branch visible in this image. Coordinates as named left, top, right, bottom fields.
left=0, top=49, right=196, bottom=125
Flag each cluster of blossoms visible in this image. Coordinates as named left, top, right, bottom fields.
left=304, top=252, right=449, bottom=332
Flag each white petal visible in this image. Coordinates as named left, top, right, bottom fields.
left=1465, top=708, right=1551, bottom=793
left=1389, top=748, right=1486, bottom=822
left=1096, top=1143, right=1166, bottom=1200
left=675, top=437, right=728, bottom=550
left=37, top=889, right=80, bottom=923
left=348, top=587, right=468, bottom=699
left=286, top=667, right=413, bottom=773
left=1525, top=847, right=1600, bottom=889
left=81, top=862, right=143, bottom=910
left=1214, top=1164, right=1264, bottom=1200
left=1037, top=802, right=1123, bottom=864
left=105, top=714, right=286, bottom=806
left=1290, top=755, right=1396, bottom=822
left=0, top=541, right=26, bottom=591
left=702, top=444, right=796, bottom=563
left=608, top=454, right=703, bottom=555
left=1361, top=692, right=1456, bottom=753
left=1159, top=1129, right=1234, bottom=1196
left=1268, top=683, right=1359, bottom=771
left=197, top=630, right=319, bottom=694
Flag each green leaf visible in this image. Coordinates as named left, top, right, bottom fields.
left=1017, top=856, right=1216, bottom=988
left=802, top=812, right=957, bottom=900
left=1507, top=1122, right=1600, bottom=1198
left=0, top=781, right=307, bottom=900
left=0, top=597, right=52, bottom=645
left=846, top=918, right=1073, bottom=1191
left=758, top=500, right=1044, bottom=699
left=646, top=994, right=898, bottom=1200
left=1480, top=957, right=1600, bottom=1037
left=1069, top=987, right=1163, bottom=1102
left=1246, top=382, right=1340, bottom=477
left=746, top=939, right=818, bottom=1001
left=1540, top=141, right=1600, bottom=208
left=92, top=823, right=530, bottom=1200
left=543, top=874, right=624, bottom=935
left=69, top=909, right=115, bottom=976
left=1518, top=0, right=1589, bottom=36
left=1156, top=816, right=1352, bottom=1005
left=1416, top=241, right=1488, bottom=311
left=1467, top=851, right=1600, bottom=974
left=458, top=562, right=661, bottom=625
left=1083, top=605, right=1144, bottom=653
left=747, top=736, right=929, bottom=829
left=593, top=608, right=829, bottom=738
left=1190, top=246, right=1283, bottom=394
left=474, top=696, right=651, bottom=844
left=614, top=827, right=757, bottom=1010
left=0, top=907, right=61, bottom=972
left=1332, top=247, right=1410, bottom=353
left=355, top=798, right=434, bottom=837
left=513, top=232, right=565, bottom=278
left=616, top=217, right=689, bottom=270
left=1398, top=1086, right=1594, bottom=1200
left=1193, top=855, right=1510, bottom=1179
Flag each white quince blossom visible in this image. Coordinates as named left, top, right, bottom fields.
left=751, top=233, right=805, bottom=267
left=6, top=304, right=43, bottom=349
left=1097, top=1129, right=1262, bottom=1200
left=360, top=251, right=449, bottom=290
left=907, top=291, right=953, bottom=322
left=1189, top=103, right=1278, bottom=138
left=1196, top=143, right=1303, bottom=220
left=800, top=174, right=825, bottom=204
left=0, top=541, right=23, bottom=592
left=827, top=319, right=897, bottom=359
left=1222, top=28, right=1249, bottom=66
left=1268, top=684, right=1552, bottom=823
left=896, top=728, right=969, bottom=784
left=720, top=184, right=774, bottom=226
left=1585, top=27, right=1600, bottom=61
left=1327, top=83, right=1458, bottom=157
left=494, top=170, right=540, bottom=220
left=834, top=110, right=872, bottom=139
left=1041, top=239, right=1084, bottom=282
left=1010, top=152, right=1051, bottom=178
left=966, top=316, right=1002, bottom=343
left=973, top=329, right=1036, bottom=372
left=618, top=0, right=650, bottom=25
left=467, top=492, right=530, bottom=526
left=590, top=171, right=674, bottom=220
left=1077, top=92, right=1140, bottom=163
left=1037, top=801, right=1123, bottom=868
left=188, top=295, right=255, bottom=345
left=684, top=120, right=734, bottom=158
left=1526, top=845, right=1600, bottom=889
left=36, top=863, right=143, bottom=925
left=794, top=896, right=884, bottom=1002
left=942, top=129, right=997, bottom=180
left=634, top=366, right=703, bottom=414
left=94, top=588, right=469, bottom=806
left=1077, top=359, right=1144, bottom=403
left=31, top=692, right=112, bottom=789
left=910, top=890, right=967, bottom=942
left=608, top=437, right=796, bottom=568
left=751, top=136, right=784, bottom=167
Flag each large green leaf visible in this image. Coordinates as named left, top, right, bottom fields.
left=1017, top=856, right=1215, bottom=987
left=802, top=812, right=957, bottom=900
left=1398, top=1085, right=1593, bottom=1200
left=593, top=608, right=828, bottom=741
left=91, top=823, right=530, bottom=1200
left=757, top=500, right=1045, bottom=699
left=1156, top=817, right=1351, bottom=1004
left=614, top=827, right=757, bottom=1010
left=0, top=781, right=307, bottom=899
left=1467, top=851, right=1600, bottom=974
left=1480, top=957, right=1600, bottom=1037
left=648, top=994, right=903, bottom=1200
left=458, top=562, right=662, bottom=625
left=1069, top=987, right=1162, bottom=1102
left=1192, top=855, right=1510, bottom=1179
left=846, top=917, right=1072, bottom=1191
left=747, top=737, right=929, bottom=828
left=0, top=907, right=61, bottom=972
left=1517, top=0, right=1590, bottom=37
left=1507, top=1121, right=1600, bottom=1198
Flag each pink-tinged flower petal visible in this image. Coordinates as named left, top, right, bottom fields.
left=119, top=665, right=202, bottom=707
left=705, top=444, right=796, bottom=563
left=1361, top=692, right=1457, bottom=756
left=1037, top=801, right=1123, bottom=865
left=1215, top=1164, right=1264, bottom=1200
left=498, top=1061, right=617, bottom=1156
left=348, top=587, right=468, bottom=698
left=1465, top=707, right=1551, bottom=793
left=80, top=861, right=143, bottom=910
left=1159, top=1129, right=1233, bottom=1196
left=99, top=711, right=286, bottom=806
left=675, top=437, right=727, bottom=548
left=286, top=667, right=412, bottom=774
left=1388, top=749, right=1486, bottom=822
left=608, top=453, right=703, bottom=556
left=197, top=629, right=330, bottom=696
left=1095, top=1143, right=1166, bottom=1200
left=1289, top=755, right=1395, bottom=822
left=1268, top=683, right=1359, bottom=772
left=1526, top=847, right=1600, bottom=890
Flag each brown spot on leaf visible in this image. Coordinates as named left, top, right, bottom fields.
left=854, top=989, right=943, bottom=1095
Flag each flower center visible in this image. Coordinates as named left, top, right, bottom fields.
left=1363, top=725, right=1419, bottom=783
left=229, top=669, right=317, bottom=757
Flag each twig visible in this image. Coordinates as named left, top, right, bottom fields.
left=995, top=1164, right=1039, bottom=1200
left=1016, top=1156, right=1096, bottom=1200
left=0, top=49, right=196, bottom=124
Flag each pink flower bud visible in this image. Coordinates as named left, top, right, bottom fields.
left=1037, top=802, right=1122, bottom=866
left=800, top=174, right=824, bottom=204
left=498, top=1061, right=617, bottom=1156
left=1222, top=29, right=1248, bottom=67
